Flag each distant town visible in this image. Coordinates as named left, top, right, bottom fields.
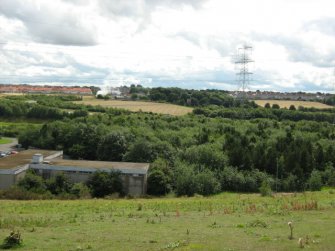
left=0, top=83, right=333, bottom=102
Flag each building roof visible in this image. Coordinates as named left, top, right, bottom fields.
left=37, top=158, right=150, bottom=174
left=0, top=149, right=61, bottom=170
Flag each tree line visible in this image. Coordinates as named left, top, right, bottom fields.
left=17, top=111, right=335, bottom=196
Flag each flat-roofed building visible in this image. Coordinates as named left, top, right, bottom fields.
left=0, top=150, right=149, bottom=196
left=0, top=149, right=62, bottom=189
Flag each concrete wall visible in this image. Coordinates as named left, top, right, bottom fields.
left=33, top=168, right=147, bottom=196
left=0, top=174, right=15, bottom=189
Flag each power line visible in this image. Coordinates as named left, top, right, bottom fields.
left=235, top=44, right=254, bottom=95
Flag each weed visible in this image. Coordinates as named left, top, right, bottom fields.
left=298, top=238, right=304, bottom=248
left=247, top=219, right=268, bottom=228
left=1, top=230, right=22, bottom=249
left=163, top=240, right=188, bottom=250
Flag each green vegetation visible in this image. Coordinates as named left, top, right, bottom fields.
left=0, top=121, right=42, bottom=137
left=0, top=90, right=335, bottom=197
left=0, top=138, right=12, bottom=145
left=0, top=170, right=121, bottom=200
left=16, top=110, right=335, bottom=195
left=0, top=191, right=334, bottom=250
left=1, top=230, right=22, bottom=249
left=148, top=87, right=257, bottom=107
left=0, top=89, right=335, bottom=250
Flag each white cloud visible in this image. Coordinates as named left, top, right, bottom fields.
left=0, top=0, right=334, bottom=92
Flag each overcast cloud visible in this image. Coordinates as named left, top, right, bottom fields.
left=0, top=0, right=335, bottom=92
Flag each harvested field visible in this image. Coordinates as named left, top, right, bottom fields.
left=74, top=99, right=193, bottom=116
left=254, top=100, right=333, bottom=109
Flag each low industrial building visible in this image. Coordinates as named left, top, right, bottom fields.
left=0, top=149, right=149, bottom=196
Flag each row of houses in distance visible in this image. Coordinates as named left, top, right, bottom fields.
left=229, top=90, right=332, bottom=101
left=0, top=84, right=93, bottom=95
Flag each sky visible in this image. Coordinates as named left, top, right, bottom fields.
left=0, top=0, right=335, bottom=93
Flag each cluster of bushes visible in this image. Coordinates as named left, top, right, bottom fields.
left=16, top=108, right=335, bottom=196
left=0, top=170, right=124, bottom=200
left=148, top=87, right=257, bottom=108
left=193, top=106, right=335, bottom=123
left=147, top=159, right=335, bottom=197
left=0, top=95, right=131, bottom=121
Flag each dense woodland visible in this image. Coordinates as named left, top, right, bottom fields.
left=0, top=90, right=335, bottom=197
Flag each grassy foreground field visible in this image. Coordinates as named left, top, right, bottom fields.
left=254, top=100, right=333, bottom=109
left=75, top=98, right=193, bottom=116
left=0, top=191, right=334, bottom=251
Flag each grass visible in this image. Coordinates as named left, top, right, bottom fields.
left=74, top=98, right=193, bottom=116
left=254, top=100, right=333, bottom=109
left=0, top=191, right=334, bottom=250
left=0, top=138, right=12, bottom=145
left=0, top=121, right=42, bottom=138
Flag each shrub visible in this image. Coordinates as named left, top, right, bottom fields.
left=0, top=187, right=53, bottom=200
left=147, top=159, right=172, bottom=196
left=174, top=164, right=198, bottom=196
left=1, top=230, right=22, bottom=249
left=70, top=183, right=91, bottom=198
left=46, top=173, right=72, bottom=195
left=323, top=163, right=335, bottom=186
left=282, top=174, right=298, bottom=192
left=86, top=171, right=123, bottom=198
left=17, top=170, right=46, bottom=193
left=147, top=170, right=171, bottom=196
left=289, top=105, right=296, bottom=110
left=195, top=170, right=221, bottom=196
left=308, top=169, right=323, bottom=191
left=259, top=180, right=272, bottom=196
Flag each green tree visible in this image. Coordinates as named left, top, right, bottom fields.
left=195, top=170, right=221, bottom=196
left=147, top=159, right=172, bottom=196
left=272, top=104, right=280, bottom=109
left=17, top=170, right=46, bottom=193
left=174, top=164, right=198, bottom=196
left=86, top=171, right=123, bottom=198
left=308, top=169, right=323, bottom=191
left=46, top=173, right=72, bottom=195
left=97, top=132, right=128, bottom=161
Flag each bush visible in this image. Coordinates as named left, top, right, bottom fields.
left=86, top=171, right=123, bottom=198
left=17, top=170, right=46, bottom=193
left=272, top=104, right=280, bottom=109
left=289, top=105, right=296, bottom=110
left=259, top=180, right=272, bottom=196
left=1, top=230, right=22, bottom=249
left=308, top=169, right=323, bottom=191
left=281, top=174, right=298, bottom=192
left=147, top=170, right=171, bottom=196
left=323, top=163, right=335, bottom=186
left=147, top=159, right=172, bottom=196
left=195, top=170, right=221, bottom=196
left=46, top=174, right=72, bottom=195
left=174, top=164, right=198, bottom=196
left=0, top=187, right=53, bottom=200
left=70, top=183, right=91, bottom=198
